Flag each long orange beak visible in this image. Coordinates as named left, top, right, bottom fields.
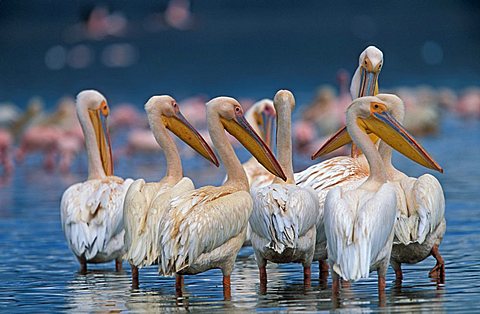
left=221, top=113, right=286, bottom=181
left=162, top=111, right=219, bottom=167
left=89, top=103, right=113, bottom=176
left=313, top=110, right=443, bottom=173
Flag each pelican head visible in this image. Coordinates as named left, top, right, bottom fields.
left=77, top=90, right=113, bottom=176
left=351, top=46, right=383, bottom=98
left=312, top=95, right=443, bottom=173
left=207, top=97, right=286, bottom=181
left=145, top=95, right=219, bottom=166
left=246, top=99, right=276, bottom=148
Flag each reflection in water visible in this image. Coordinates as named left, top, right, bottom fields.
left=1, top=115, right=480, bottom=311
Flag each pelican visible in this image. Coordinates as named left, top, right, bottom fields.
left=249, top=90, right=319, bottom=289
left=315, top=95, right=442, bottom=294
left=317, top=94, right=446, bottom=282
left=123, top=95, right=218, bottom=287
left=294, top=45, right=384, bottom=276
left=158, top=97, right=286, bottom=299
left=60, top=90, right=133, bottom=273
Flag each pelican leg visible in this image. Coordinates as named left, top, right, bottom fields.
left=176, top=274, right=184, bottom=290
left=391, top=260, right=403, bottom=282
left=429, top=244, right=445, bottom=283
left=377, top=263, right=387, bottom=301
left=115, top=257, right=123, bottom=272
left=332, top=270, right=340, bottom=295
left=78, top=256, right=87, bottom=274
left=223, top=275, right=231, bottom=301
left=304, top=265, right=311, bottom=288
left=131, top=264, right=139, bottom=288
left=175, top=274, right=184, bottom=298
left=319, top=260, right=329, bottom=289
left=258, top=265, right=267, bottom=294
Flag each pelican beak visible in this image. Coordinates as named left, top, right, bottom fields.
left=359, top=67, right=379, bottom=97
left=88, top=101, right=113, bottom=176
left=260, top=107, right=276, bottom=148
left=312, top=126, right=350, bottom=159
left=163, top=111, right=219, bottom=167
left=221, top=113, right=286, bottom=181
left=363, top=111, right=443, bottom=172
left=311, top=126, right=379, bottom=159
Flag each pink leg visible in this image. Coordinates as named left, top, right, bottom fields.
left=223, top=275, right=231, bottom=301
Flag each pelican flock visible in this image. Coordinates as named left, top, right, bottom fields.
left=315, top=95, right=442, bottom=295
left=316, top=93, right=446, bottom=283
left=57, top=44, right=447, bottom=303
left=158, top=97, right=285, bottom=299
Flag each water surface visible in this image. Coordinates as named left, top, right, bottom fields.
left=1, top=114, right=479, bottom=312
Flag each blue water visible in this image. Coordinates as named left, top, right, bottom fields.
left=1, top=114, right=479, bottom=312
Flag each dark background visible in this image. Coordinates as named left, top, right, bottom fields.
left=1, top=0, right=479, bottom=106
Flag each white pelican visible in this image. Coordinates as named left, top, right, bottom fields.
left=123, top=95, right=219, bottom=287
left=249, top=90, right=319, bottom=290
left=158, top=97, right=286, bottom=300
left=294, top=45, right=384, bottom=277
left=377, top=94, right=446, bottom=283
left=318, top=94, right=446, bottom=282
left=316, top=95, right=442, bottom=294
left=60, top=90, right=133, bottom=273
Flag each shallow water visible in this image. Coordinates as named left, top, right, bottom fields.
left=1, top=114, right=480, bottom=312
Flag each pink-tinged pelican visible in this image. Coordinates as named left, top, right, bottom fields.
left=249, top=90, right=319, bottom=291
left=158, top=97, right=286, bottom=300
left=60, top=90, right=133, bottom=273
left=123, top=95, right=218, bottom=288
left=294, top=45, right=384, bottom=277
left=318, top=93, right=446, bottom=283
left=314, top=95, right=442, bottom=295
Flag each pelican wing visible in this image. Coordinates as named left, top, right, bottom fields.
left=146, top=177, right=194, bottom=265
left=61, top=178, right=133, bottom=261
left=295, top=156, right=369, bottom=207
left=396, top=174, right=445, bottom=245
left=123, top=179, right=164, bottom=266
left=325, top=182, right=397, bottom=281
left=159, top=185, right=252, bottom=275
left=250, top=184, right=318, bottom=253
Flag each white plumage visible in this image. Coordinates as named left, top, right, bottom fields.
left=294, top=156, right=369, bottom=262
left=250, top=184, right=318, bottom=255
left=325, top=180, right=397, bottom=281
left=61, top=177, right=133, bottom=262
left=123, top=177, right=193, bottom=267
left=160, top=186, right=252, bottom=275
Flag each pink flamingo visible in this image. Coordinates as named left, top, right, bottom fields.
left=456, top=87, right=480, bottom=119
left=0, top=129, right=14, bottom=176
